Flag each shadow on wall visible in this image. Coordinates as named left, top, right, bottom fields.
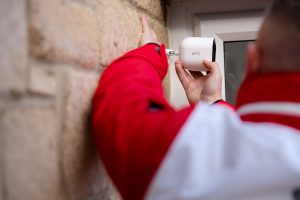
left=60, top=68, right=121, bottom=200
left=63, top=112, right=120, bottom=200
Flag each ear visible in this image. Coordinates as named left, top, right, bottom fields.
left=246, top=42, right=261, bottom=75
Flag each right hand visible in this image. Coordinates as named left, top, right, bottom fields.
left=139, top=15, right=160, bottom=47
left=175, top=60, right=222, bottom=104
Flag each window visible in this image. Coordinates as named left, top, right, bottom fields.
left=224, top=40, right=254, bottom=105
left=168, top=4, right=267, bottom=107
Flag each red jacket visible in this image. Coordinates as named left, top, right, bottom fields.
left=92, top=44, right=300, bottom=200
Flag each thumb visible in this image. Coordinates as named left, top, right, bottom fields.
left=203, top=60, right=218, bottom=73
left=203, top=60, right=221, bottom=77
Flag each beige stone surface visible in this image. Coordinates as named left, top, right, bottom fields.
left=0, top=0, right=28, bottom=96
left=95, top=0, right=168, bottom=66
left=1, top=107, right=63, bottom=200
left=0, top=112, right=2, bottom=200
left=29, top=0, right=168, bottom=68
left=29, top=0, right=101, bottom=69
left=129, top=0, right=165, bottom=20
left=0, top=0, right=169, bottom=199
left=28, top=59, right=57, bottom=96
left=61, top=68, right=121, bottom=200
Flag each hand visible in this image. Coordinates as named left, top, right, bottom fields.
left=175, top=60, right=222, bottom=104
left=139, top=15, right=160, bottom=47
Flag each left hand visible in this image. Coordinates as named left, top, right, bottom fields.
left=139, top=15, right=160, bottom=47
left=175, top=60, right=223, bottom=104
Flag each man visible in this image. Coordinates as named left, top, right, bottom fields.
left=92, top=0, right=300, bottom=199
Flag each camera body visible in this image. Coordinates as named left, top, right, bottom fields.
left=179, top=37, right=216, bottom=71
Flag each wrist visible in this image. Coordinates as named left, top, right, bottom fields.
left=211, top=99, right=223, bottom=104
left=201, top=93, right=222, bottom=104
left=145, top=42, right=160, bottom=46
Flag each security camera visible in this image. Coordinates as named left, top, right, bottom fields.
left=167, top=37, right=216, bottom=71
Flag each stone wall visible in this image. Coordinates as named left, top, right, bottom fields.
left=0, top=0, right=169, bottom=199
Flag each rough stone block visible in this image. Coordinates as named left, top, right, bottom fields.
left=28, top=59, right=57, bottom=96
left=129, top=0, right=165, bottom=20
left=1, top=107, right=63, bottom=200
left=0, top=112, right=2, bottom=200
left=29, top=0, right=101, bottom=69
left=61, top=68, right=121, bottom=200
left=0, top=0, right=28, bottom=96
left=94, top=0, right=169, bottom=65
left=29, top=0, right=168, bottom=68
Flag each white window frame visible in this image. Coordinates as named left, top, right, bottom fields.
left=194, top=11, right=264, bottom=100
left=168, top=0, right=269, bottom=108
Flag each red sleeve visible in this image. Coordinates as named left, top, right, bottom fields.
left=92, top=44, right=194, bottom=200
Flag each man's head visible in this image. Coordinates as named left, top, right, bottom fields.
left=247, top=0, right=300, bottom=74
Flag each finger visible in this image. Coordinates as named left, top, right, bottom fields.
left=175, top=60, right=191, bottom=89
left=141, top=15, right=150, bottom=33
left=203, top=60, right=220, bottom=74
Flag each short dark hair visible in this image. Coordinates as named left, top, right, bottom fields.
left=258, top=0, right=300, bottom=71
left=266, top=0, right=300, bottom=30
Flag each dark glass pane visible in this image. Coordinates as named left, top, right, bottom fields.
left=224, top=40, right=254, bottom=105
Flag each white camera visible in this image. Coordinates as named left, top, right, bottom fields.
left=167, top=37, right=216, bottom=71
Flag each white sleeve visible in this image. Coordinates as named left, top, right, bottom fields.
left=145, top=104, right=300, bottom=200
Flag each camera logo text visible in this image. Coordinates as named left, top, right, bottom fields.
left=192, top=52, right=201, bottom=55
